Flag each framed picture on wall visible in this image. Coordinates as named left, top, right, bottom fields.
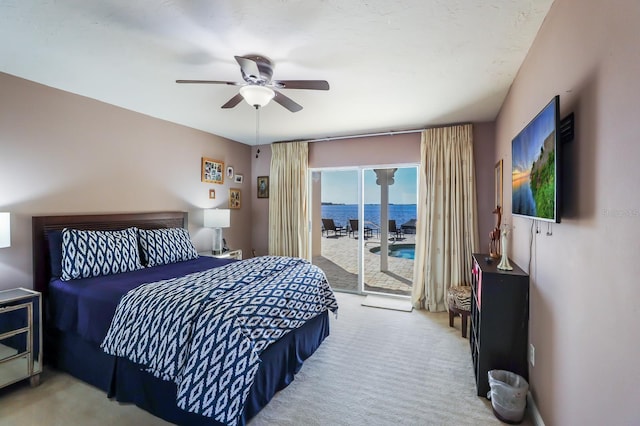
left=234, top=174, right=244, bottom=184
left=226, top=166, right=234, bottom=179
left=209, top=189, right=216, bottom=199
left=257, top=176, right=269, bottom=198
left=229, top=188, right=241, bottom=209
left=202, top=157, right=224, bottom=184
left=495, top=159, right=503, bottom=209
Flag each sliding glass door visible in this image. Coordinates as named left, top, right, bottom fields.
left=311, top=169, right=359, bottom=293
left=310, top=165, right=417, bottom=297
left=362, top=167, right=416, bottom=297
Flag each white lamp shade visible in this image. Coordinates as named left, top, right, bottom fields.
left=0, top=212, right=10, bottom=248
left=239, top=85, right=275, bottom=108
left=204, top=209, right=230, bottom=228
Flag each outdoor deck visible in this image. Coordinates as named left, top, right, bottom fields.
left=313, top=231, right=415, bottom=297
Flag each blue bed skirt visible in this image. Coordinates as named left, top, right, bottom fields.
left=47, top=311, right=330, bottom=425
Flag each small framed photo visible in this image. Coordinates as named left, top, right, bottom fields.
left=208, top=189, right=216, bottom=199
left=234, top=174, right=244, bottom=184
left=257, top=176, right=269, bottom=198
left=494, top=159, right=503, bottom=209
left=202, top=157, right=224, bottom=184
left=229, top=188, right=241, bottom=209
left=226, top=166, right=234, bottom=179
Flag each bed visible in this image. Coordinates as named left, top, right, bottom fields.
left=32, top=212, right=337, bottom=426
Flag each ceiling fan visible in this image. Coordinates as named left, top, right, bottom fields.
left=176, top=54, right=329, bottom=112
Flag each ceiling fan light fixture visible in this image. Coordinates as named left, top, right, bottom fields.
left=239, top=85, right=275, bottom=108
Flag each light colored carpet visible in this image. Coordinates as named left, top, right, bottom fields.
left=361, top=294, right=413, bottom=312
left=250, top=293, right=512, bottom=426
left=0, top=368, right=168, bottom=426
left=0, top=292, right=529, bottom=425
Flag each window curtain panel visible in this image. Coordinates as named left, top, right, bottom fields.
left=412, top=124, right=479, bottom=311
left=268, top=141, right=309, bottom=259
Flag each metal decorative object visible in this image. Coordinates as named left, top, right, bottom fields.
left=489, top=206, right=502, bottom=259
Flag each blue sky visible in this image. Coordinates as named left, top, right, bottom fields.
left=321, top=167, right=417, bottom=204
left=512, top=98, right=557, bottom=173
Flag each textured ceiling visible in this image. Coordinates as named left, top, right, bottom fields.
left=0, top=0, right=554, bottom=145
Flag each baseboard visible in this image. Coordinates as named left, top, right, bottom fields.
left=527, top=392, right=545, bottom=426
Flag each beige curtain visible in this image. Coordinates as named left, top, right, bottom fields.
left=412, top=124, right=478, bottom=311
left=268, top=141, right=309, bottom=259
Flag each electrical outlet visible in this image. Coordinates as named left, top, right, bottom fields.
left=529, top=343, right=535, bottom=367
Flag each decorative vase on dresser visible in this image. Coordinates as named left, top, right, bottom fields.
left=497, top=224, right=513, bottom=271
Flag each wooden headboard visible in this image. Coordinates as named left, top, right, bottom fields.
left=32, top=211, right=188, bottom=296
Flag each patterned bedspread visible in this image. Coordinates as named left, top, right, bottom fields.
left=101, top=256, right=338, bottom=426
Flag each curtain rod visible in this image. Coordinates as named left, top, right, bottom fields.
left=308, top=128, right=426, bottom=143
left=276, top=128, right=426, bottom=145
left=274, top=122, right=472, bottom=144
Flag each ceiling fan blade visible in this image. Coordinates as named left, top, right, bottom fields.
left=221, top=93, right=244, bottom=109
left=234, top=56, right=261, bottom=80
left=273, top=80, right=330, bottom=90
left=273, top=90, right=303, bottom=112
left=176, top=79, right=240, bottom=85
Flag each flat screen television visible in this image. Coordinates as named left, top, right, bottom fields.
left=512, top=95, right=560, bottom=222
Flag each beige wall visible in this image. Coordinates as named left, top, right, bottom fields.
left=0, top=70, right=497, bottom=283
left=251, top=124, right=497, bottom=258
left=0, top=72, right=252, bottom=291
left=309, top=133, right=420, bottom=168
left=472, top=122, right=497, bottom=242
left=495, top=0, right=640, bottom=424
left=250, top=144, right=271, bottom=256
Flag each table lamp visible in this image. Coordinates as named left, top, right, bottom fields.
left=203, top=209, right=230, bottom=255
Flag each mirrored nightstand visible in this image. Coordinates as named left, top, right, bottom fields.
left=0, top=288, right=42, bottom=389
left=199, top=249, right=243, bottom=260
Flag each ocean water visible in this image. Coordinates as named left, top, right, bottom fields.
left=321, top=204, right=417, bottom=229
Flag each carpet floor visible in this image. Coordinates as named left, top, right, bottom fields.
left=250, top=293, right=517, bottom=426
left=0, top=292, right=530, bottom=425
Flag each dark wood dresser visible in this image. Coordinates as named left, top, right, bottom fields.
left=470, top=253, right=529, bottom=397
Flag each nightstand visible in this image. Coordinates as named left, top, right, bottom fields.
left=0, top=288, right=42, bottom=389
left=199, top=249, right=243, bottom=260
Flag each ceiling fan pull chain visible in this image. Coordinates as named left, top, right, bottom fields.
left=255, top=105, right=260, bottom=145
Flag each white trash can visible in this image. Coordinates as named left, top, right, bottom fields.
left=487, top=370, right=529, bottom=424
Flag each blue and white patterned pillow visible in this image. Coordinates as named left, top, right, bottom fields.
left=61, top=228, right=143, bottom=281
left=138, top=228, right=198, bottom=267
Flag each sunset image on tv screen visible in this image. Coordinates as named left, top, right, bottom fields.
left=512, top=100, right=557, bottom=220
